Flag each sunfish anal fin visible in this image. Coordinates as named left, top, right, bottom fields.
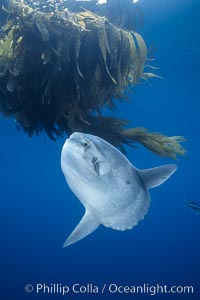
left=63, top=210, right=100, bottom=248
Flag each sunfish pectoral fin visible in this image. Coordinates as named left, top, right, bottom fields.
left=139, top=164, right=177, bottom=189
left=63, top=210, right=100, bottom=248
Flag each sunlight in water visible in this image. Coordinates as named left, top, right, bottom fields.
left=97, top=0, right=139, bottom=3
left=97, top=0, right=107, bottom=4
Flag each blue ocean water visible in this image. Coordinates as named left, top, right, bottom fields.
left=0, top=0, right=200, bottom=299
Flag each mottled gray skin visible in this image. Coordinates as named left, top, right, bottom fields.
left=61, top=132, right=177, bottom=247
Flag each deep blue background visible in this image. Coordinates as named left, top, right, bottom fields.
left=0, top=0, right=200, bottom=299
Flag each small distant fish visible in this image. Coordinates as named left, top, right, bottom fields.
left=185, top=201, right=200, bottom=214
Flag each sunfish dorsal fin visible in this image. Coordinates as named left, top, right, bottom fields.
left=139, top=164, right=177, bottom=189
left=63, top=210, right=100, bottom=248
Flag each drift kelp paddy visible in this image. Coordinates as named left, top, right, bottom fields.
left=0, top=0, right=185, bottom=157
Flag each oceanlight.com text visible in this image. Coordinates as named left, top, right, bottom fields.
left=108, top=283, right=194, bottom=295
left=24, top=283, right=195, bottom=296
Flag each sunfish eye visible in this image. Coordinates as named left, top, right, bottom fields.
left=81, top=139, right=89, bottom=147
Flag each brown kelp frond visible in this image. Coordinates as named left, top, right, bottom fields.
left=142, top=72, right=164, bottom=81
left=0, top=0, right=148, bottom=136
left=76, top=117, right=186, bottom=159
left=121, top=128, right=186, bottom=159
left=131, top=32, right=147, bottom=83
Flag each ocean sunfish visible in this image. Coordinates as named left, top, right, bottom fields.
left=61, top=132, right=177, bottom=247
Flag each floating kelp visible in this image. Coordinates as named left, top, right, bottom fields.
left=0, top=0, right=185, bottom=158
left=78, top=116, right=186, bottom=157
left=20, top=0, right=143, bottom=32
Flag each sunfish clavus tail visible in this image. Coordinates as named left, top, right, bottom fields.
left=61, top=132, right=177, bottom=247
